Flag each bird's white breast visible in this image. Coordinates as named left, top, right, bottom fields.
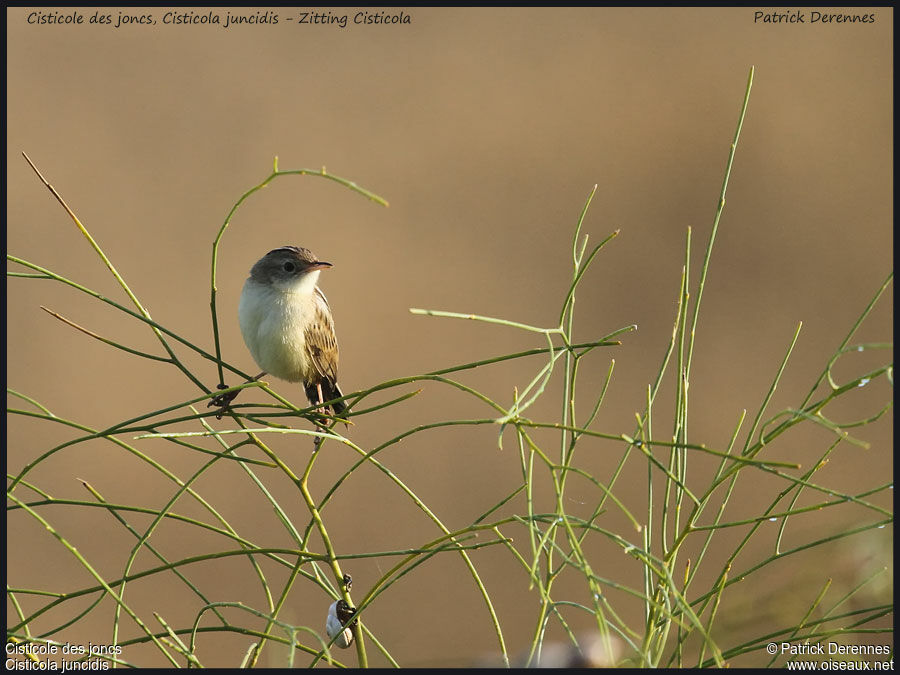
left=238, top=271, right=321, bottom=382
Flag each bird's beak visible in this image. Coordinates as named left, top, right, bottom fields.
left=308, top=261, right=333, bottom=271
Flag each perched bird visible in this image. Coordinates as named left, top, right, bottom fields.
left=237, top=246, right=347, bottom=419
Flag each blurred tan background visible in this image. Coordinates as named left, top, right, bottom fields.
left=7, top=7, right=892, bottom=668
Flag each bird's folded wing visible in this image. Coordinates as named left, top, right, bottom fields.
left=304, top=288, right=339, bottom=384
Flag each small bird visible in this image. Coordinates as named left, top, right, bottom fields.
left=237, top=246, right=347, bottom=420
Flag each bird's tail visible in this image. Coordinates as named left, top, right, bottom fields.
left=306, top=380, right=348, bottom=418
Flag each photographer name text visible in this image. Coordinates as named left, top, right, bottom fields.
left=754, top=10, right=875, bottom=24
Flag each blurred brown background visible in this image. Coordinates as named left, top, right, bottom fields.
left=7, top=7, right=892, bottom=668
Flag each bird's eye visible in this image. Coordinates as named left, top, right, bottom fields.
left=283, top=262, right=295, bottom=273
